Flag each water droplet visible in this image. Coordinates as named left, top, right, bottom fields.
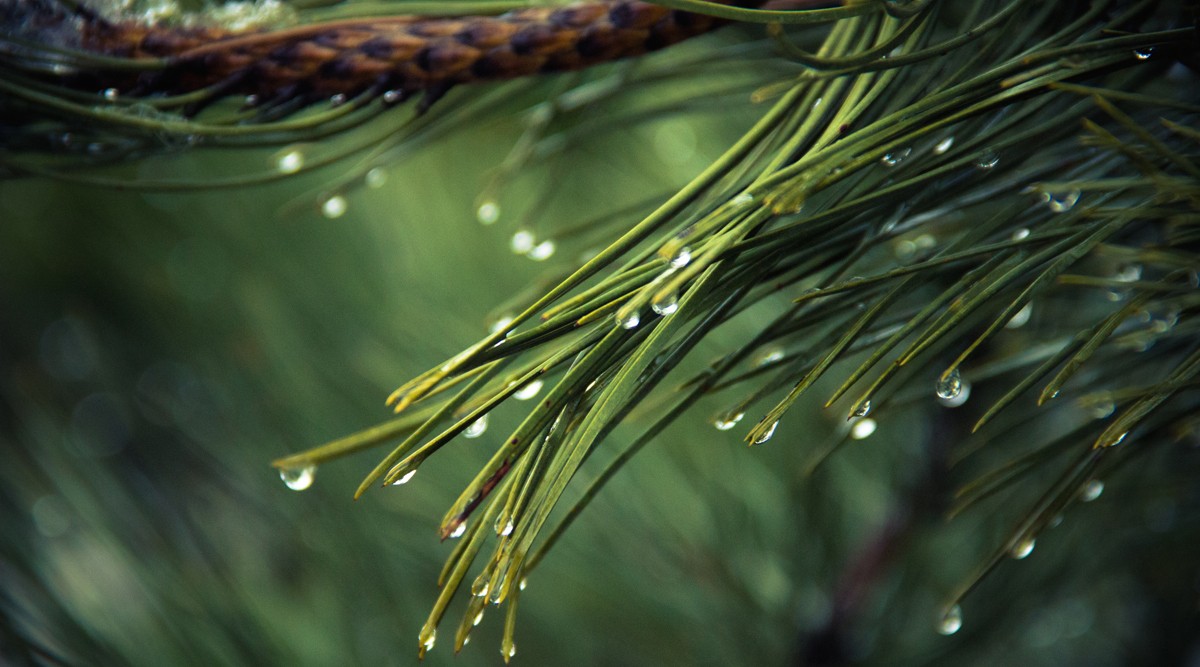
left=473, top=611, right=485, bottom=626
left=383, top=89, right=404, bottom=105
left=935, top=368, right=962, bottom=400
left=650, top=291, right=678, bottom=316
left=752, top=420, right=778, bottom=445
left=938, top=380, right=971, bottom=408
left=420, top=626, right=437, bottom=652
left=1043, top=189, right=1081, bottom=213
left=510, top=229, right=535, bottom=254
left=450, top=522, right=467, bottom=539
left=514, top=379, right=543, bottom=401
left=504, top=643, right=516, bottom=659
left=976, top=150, right=999, bottom=170
left=1011, top=227, right=1030, bottom=241
left=713, top=410, right=745, bottom=431
left=519, top=577, right=527, bottom=591
left=330, top=93, right=348, bottom=106
left=527, top=240, right=556, bottom=261
left=1108, top=431, right=1128, bottom=447
left=669, top=247, right=692, bottom=268
left=937, top=605, right=963, bottom=635
left=881, top=147, right=911, bottom=167
left=365, top=168, right=387, bottom=189
left=1080, top=479, right=1104, bottom=502
left=392, top=469, right=417, bottom=486
left=102, top=87, right=119, bottom=102
left=498, top=518, right=514, bottom=536
left=853, top=400, right=872, bottom=418
left=617, top=309, right=641, bottom=330
left=1133, top=47, right=1154, bottom=60
left=463, top=415, right=488, bottom=438
left=850, top=418, right=877, bottom=440
left=915, top=234, right=937, bottom=250
left=489, top=315, right=514, bottom=335
left=472, top=575, right=490, bottom=597
left=279, top=464, right=316, bottom=491
left=753, top=346, right=785, bottom=367
left=1006, top=302, right=1033, bottom=329
left=275, top=148, right=304, bottom=174
left=1089, top=400, right=1115, bottom=420
left=321, top=194, right=348, bottom=219
left=1114, top=263, right=1142, bottom=282
left=244, top=93, right=259, bottom=107
left=731, top=193, right=754, bottom=208
left=1010, top=536, right=1036, bottom=559
left=933, top=136, right=955, bottom=154
left=475, top=200, right=500, bottom=225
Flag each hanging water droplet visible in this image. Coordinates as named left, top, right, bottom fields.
left=365, top=167, right=388, bottom=189
left=881, top=147, right=911, bottom=166
left=1010, top=536, right=1036, bottom=559
left=933, top=136, right=955, bottom=154
left=472, top=575, right=490, bottom=597
left=330, top=93, right=348, bottom=106
left=102, top=87, right=119, bottom=102
left=1133, top=47, right=1154, bottom=60
left=938, top=380, right=971, bottom=408
left=650, top=291, right=679, bottom=316
left=280, top=464, right=316, bottom=491
left=420, top=626, right=437, bottom=652
left=463, top=415, right=488, bottom=439
left=850, top=418, right=877, bottom=440
left=1108, top=431, right=1128, bottom=447
left=935, top=368, right=963, bottom=400
left=617, top=309, right=641, bottom=330
left=853, top=400, right=872, bottom=418
left=504, top=643, right=517, bottom=660
left=1011, top=227, right=1030, bottom=241
left=1080, top=479, right=1104, bottom=502
left=713, top=409, right=745, bottom=431
left=450, top=522, right=467, bottom=539
left=499, top=518, right=514, bottom=536
left=510, top=229, right=535, bottom=254
left=527, top=240, right=556, bottom=261
left=275, top=148, right=304, bottom=174
left=383, top=89, right=404, bottom=105
left=1114, top=263, right=1142, bottom=282
left=1043, top=189, right=1081, bottom=213
left=1006, top=302, right=1033, bottom=329
left=937, top=605, right=963, bottom=636
left=392, top=469, right=417, bottom=486
left=244, top=93, right=259, bottom=107
left=519, top=577, right=527, bottom=591
left=488, top=315, right=514, bottom=335
left=976, top=150, right=999, bottom=170
left=321, top=194, right=348, bottom=219
left=752, top=420, right=778, bottom=445
left=731, top=193, right=754, bottom=208
left=669, top=247, right=692, bottom=268
left=514, top=379, right=543, bottom=401
left=473, top=611, right=485, bottom=626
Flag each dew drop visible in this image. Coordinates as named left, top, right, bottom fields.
left=731, top=192, right=754, bottom=208
left=1133, top=47, right=1154, bottom=60
left=881, top=147, right=911, bottom=167
left=1114, top=263, right=1142, bottom=282
left=853, top=400, right=872, bottom=418
left=420, top=627, right=437, bottom=652
left=933, top=136, right=955, bottom=154
left=1108, top=431, right=1128, bottom=447
left=1006, top=302, right=1033, bottom=329
left=527, top=240, right=556, bottom=261
left=499, top=519, right=514, bottom=536
left=937, top=605, right=963, bottom=636
left=1089, top=400, right=1115, bottom=420
left=275, top=148, right=304, bottom=174
left=935, top=368, right=963, bottom=400
left=244, top=93, right=259, bottom=107
left=383, top=89, right=404, bottom=105
left=713, top=410, right=745, bottom=431
left=503, top=643, right=517, bottom=659
left=651, top=292, right=679, bottom=316
left=1011, top=227, right=1030, bottom=241
left=514, top=379, right=543, bottom=401
left=617, top=309, right=641, bottom=330
left=365, top=168, right=388, bottom=189
left=752, top=420, right=778, bottom=445
left=473, top=611, right=485, bottom=626
left=472, top=201, right=499, bottom=225
left=938, top=380, right=971, bottom=408
left=280, top=464, right=316, bottom=491
left=976, top=150, right=999, bottom=170
left=472, top=576, right=490, bottom=597
left=330, top=93, right=348, bottom=106
left=510, top=229, right=535, bottom=254
left=321, top=194, right=348, bottom=219
left=463, top=415, right=488, bottom=439
left=102, top=87, right=119, bottom=102
left=1010, top=536, right=1036, bottom=559
left=753, top=346, right=785, bottom=367
left=1043, top=189, right=1081, bottom=213
left=1080, top=479, right=1104, bottom=502
left=488, top=315, right=514, bottom=336
left=850, top=418, right=877, bottom=440
left=670, top=247, right=692, bottom=268
left=392, top=469, right=417, bottom=486
left=450, top=522, right=467, bottom=539
left=519, top=577, right=527, bottom=591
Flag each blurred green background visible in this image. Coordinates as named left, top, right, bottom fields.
left=2, top=37, right=1198, bottom=665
